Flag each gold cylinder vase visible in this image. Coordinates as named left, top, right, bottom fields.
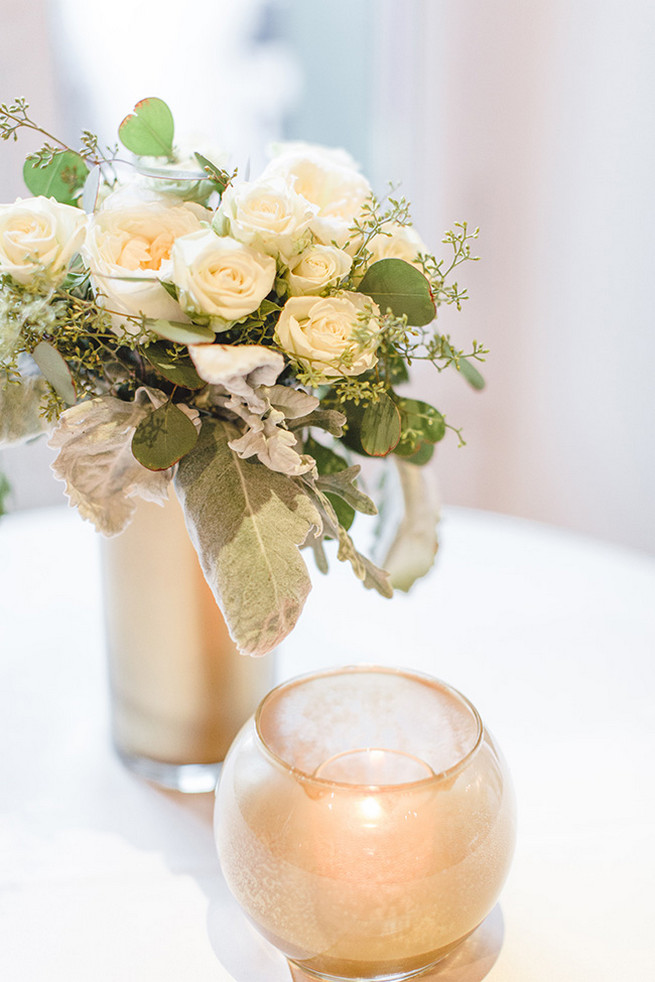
left=100, top=489, right=275, bottom=793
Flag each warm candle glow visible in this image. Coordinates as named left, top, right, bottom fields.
left=216, top=668, right=516, bottom=982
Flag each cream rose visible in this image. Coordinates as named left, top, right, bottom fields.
left=367, top=221, right=428, bottom=267
left=217, top=177, right=317, bottom=261
left=171, top=229, right=276, bottom=322
left=261, top=143, right=371, bottom=247
left=286, top=244, right=352, bottom=296
left=83, top=191, right=206, bottom=329
left=275, top=292, right=380, bottom=379
left=0, top=196, right=86, bottom=286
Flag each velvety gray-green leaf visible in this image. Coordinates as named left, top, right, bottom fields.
left=357, top=258, right=435, bottom=326
left=131, top=401, right=199, bottom=471
left=382, top=458, right=440, bottom=591
left=175, top=419, right=321, bottom=656
left=316, top=465, right=377, bottom=516
left=0, top=372, right=50, bottom=447
left=289, top=408, right=346, bottom=437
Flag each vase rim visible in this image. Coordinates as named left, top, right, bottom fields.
left=254, top=664, right=484, bottom=792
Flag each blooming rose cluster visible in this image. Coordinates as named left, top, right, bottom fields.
left=0, top=142, right=428, bottom=382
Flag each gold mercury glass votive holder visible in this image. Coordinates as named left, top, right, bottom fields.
left=214, top=666, right=516, bottom=982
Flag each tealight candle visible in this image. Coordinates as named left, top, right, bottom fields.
left=215, top=667, right=515, bottom=982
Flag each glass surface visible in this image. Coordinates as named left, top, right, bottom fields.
left=215, top=667, right=516, bottom=982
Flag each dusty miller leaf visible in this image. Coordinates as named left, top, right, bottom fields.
left=289, top=407, right=346, bottom=437
left=316, top=465, right=377, bottom=516
left=48, top=390, right=173, bottom=535
left=0, top=372, right=50, bottom=447
left=175, top=418, right=322, bottom=656
left=382, top=458, right=440, bottom=591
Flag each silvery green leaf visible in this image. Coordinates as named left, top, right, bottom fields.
left=302, top=479, right=392, bottom=599
left=382, top=458, right=440, bottom=591
left=263, top=384, right=319, bottom=419
left=49, top=390, right=172, bottom=535
left=316, top=465, right=377, bottom=516
left=0, top=372, right=50, bottom=447
left=175, top=418, right=322, bottom=656
left=336, top=525, right=393, bottom=598
left=289, top=408, right=346, bottom=437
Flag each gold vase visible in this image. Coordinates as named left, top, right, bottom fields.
left=100, top=489, right=275, bottom=792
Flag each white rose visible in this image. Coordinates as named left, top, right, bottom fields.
left=261, top=143, right=371, bottom=247
left=275, top=292, right=380, bottom=379
left=0, top=196, right=86, bottom=286
left=171, top=229, right=276, bottom=322
left=367, top=221, right=428, bottom=267
left=217, top=177, right=317, bottom=261
left=286, top=244, right=352, bottom=296
left=83, top=190, right=206, bottom=330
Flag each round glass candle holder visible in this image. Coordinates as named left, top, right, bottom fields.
left=214, top=666, right=516, bottom=982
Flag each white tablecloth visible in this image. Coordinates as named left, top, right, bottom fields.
left=1, top=505, right=654, bottom=980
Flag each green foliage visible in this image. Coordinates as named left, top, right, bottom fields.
left=393, top=398, right=445, bottom=458
left=131, top=401, right=198, bottom=470
left=357, top=258, right=435, bottom=326
left=118, top=98, right=174, bottom=157
left=360, top=391, right=401, bottom=456
left=304, top=436, right=354, bottom=529
left=458, top=355, right=486, bottom=390
left=23, top=150, right=88, bottom=205
left=175, top=418, right=321, bottom=656
left=143, top=342, right=205, bottom=389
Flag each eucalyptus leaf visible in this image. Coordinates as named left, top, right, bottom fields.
left=31, top=341, right=76, bottom=404
left=175, top=419, right=321, bottom=656
left=397, top=441, right=435, bottom=466
left=132, top=401, right=199, bottom=471
left=144, top=342, right=206, bottom=389
left=145, top=318, right=216, bottom=344
left=357, top=258, right=435, bottom=326
left=361, top=392, right=401, bottom=456
left=394, top=397, right=445, bottom=458
left=119, top=97, right=174, bottom=157
left=23, top=151, right=89, bottom=206
left=458, top=356, right=486, bottom=390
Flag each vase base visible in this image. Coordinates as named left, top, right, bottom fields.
left=116, top=746, right=222, bottom=793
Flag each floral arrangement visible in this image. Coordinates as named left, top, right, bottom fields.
left=0, top=97, right=484, bottom=655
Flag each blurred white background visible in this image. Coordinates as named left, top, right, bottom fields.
left=1, top=0, right=654, bottom=553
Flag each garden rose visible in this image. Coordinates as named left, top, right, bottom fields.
left=262, top=143, right=371, bottom=247
left=275, top=292, right=380, bottom=378
left=0, top=196, right=86, bottom=286
left=286, top=244, right=352, bottom=296
left=83, top=191, right=206, bottom=329
left=171, top=229, right=276, bottom=322
left=217, top=177, right=317, bottom=261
